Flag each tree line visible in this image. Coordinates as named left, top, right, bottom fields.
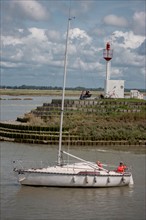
left=0, top=85, right=103, bottom=91
left=0, top=85, right=145, bottom=92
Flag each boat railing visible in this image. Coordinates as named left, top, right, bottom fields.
left=12, top=160, right=52, bottom=170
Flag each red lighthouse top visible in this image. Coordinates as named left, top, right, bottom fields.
left=103, top=42, right=113, bottom=61
left=106, top=42, right=110, bottom=50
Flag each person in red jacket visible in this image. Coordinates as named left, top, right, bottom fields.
left=96, top=161, right=102, bottom=168
left=123, top=164, right=127, bottom=171
left=116, top=162, right=125, bottom=173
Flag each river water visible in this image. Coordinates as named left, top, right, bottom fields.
left=0, top=96, right=146, bottom=220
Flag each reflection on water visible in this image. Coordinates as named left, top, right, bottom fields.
left=5, top=185, right=135, bottom=220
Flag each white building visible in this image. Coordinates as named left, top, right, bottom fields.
left=130, top=90, right=144, bottom=100
left=104, top=80, right=124, bottom=98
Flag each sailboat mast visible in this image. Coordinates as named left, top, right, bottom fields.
left=57, top=17, right=71, bottom=165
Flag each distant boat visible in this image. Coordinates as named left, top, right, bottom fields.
left=13, top=16, right=134, bottom=188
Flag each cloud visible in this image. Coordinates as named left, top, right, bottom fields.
left=106, top=30, right=146, bottom=82
left=13, top=0, right=48, bottom=21
left=28, top=28, right=48, bottom=42
left=72, top=57, right=101, bottom=72
left=135, top=39, right=146, bottom=55
left=132, top=11, right=146, bottom=35
left=1, top=1, right=145, bottom=88
left=111, top=68, right=124, bottom=78
left=46, top=30, right=61, bottom=42
left=80, top=1, right=93, bottom=13
left=0, top=61, right=23, bottom=69
left=103, top=14, right=128, bottom=27
left=71, top=1, right=93, bottom=17
left=69, top=28, right=92, bottom=46
left=111, top=31, right=145, bottom=49
left=1, top=35, right=23, bottom=46
left=1, top=26, right=66, bottom=71
left=1, top=26, right=145, bottom=86
left=116, top=49, right=144, bottom=68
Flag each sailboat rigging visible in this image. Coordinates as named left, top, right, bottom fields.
left=13, top=15, right=134, bottom=188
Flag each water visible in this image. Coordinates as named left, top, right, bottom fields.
left=0, top=142, right=146, bottom=220
left=0, top=96, right=146, bottom=220
left=0, top=95, right=51, bottom=121
left=0, top=95, right=78, bottom=121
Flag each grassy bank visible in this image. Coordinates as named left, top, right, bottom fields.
left=12, top=99, right=146, bottom=145
left=0, top=91, right=145, bottom=146
left=0, top=88, right=100, bottom=97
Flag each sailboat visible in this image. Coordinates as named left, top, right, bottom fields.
left=13, top=17, right=134, bottom=187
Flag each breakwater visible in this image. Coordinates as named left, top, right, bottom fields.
left=0, top=99, right=146, bottom=146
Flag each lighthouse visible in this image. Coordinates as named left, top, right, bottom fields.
left=103, top=42, right=124, bottom=98
left=103, top=42, right=113, bottom=97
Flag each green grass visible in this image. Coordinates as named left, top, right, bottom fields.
left=25, top=107, right=146, bottom=142
left=1, top=88, right=145, bottom=143
left=0, top=88, right=99, bottom=96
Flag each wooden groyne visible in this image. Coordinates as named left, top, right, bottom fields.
left=31, top=99, right=143, bottom=118
left=0, top=121, right=145, bottom=146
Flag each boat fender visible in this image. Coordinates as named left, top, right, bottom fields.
left=85, top=175, right=88, bottom=183
left=72, top=176, right=76, bottom=183
left=94, top=176, right=97, bottom=183
left=121, top=176, right=125, bottom=183
left=107, top=177, right=110, bottom=183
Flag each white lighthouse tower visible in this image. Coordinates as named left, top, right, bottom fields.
left=103, top=42, right=124, bottom=98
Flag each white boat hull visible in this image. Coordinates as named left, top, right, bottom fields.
left=14, top=164, right=133, bottom=187
left=19, top=175, right=131, bottom=187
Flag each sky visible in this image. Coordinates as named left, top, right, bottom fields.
left=1, top=0, right=146, bottom=89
